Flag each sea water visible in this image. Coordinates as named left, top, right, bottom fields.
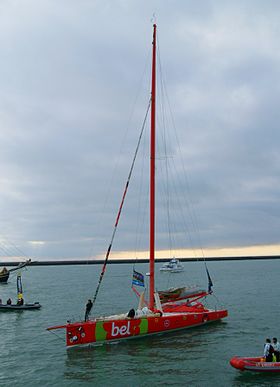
left=1, top=259, right=280, bottom=386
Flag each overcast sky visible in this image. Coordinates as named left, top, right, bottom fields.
left=1, top=0, right=280, bottom=261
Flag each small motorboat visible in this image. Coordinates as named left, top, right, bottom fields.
left=230, top=356, right=280, bottom=372
left=160, top=258, right=184, bottom=273
left=0, top=302, right=41, bottom=311
left=0, top=273, right=41, bottom=312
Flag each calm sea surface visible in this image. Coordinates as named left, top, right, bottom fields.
left=1, top=259, right=280, bottom=386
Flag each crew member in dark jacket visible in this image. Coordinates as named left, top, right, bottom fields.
left=85, top=299, right=93, bottom=321
left=272, top=338, right=280, bottom=361
left=264, top=338, right=274, bottom=362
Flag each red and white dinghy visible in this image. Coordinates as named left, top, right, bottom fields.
left=230, top=356, right=280, bottom=372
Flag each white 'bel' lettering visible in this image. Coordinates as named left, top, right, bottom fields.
left=111, top=321, right=131, bottom=337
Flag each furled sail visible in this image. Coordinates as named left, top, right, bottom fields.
left=17, top=274, right=23, bottom=302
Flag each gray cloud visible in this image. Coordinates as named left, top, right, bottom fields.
left=0, top=0, right=280, bottom=260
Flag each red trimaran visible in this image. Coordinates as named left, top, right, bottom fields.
left=48, top=24, right=228, bottom=347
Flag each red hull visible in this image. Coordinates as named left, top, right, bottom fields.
left=230, top=356, right=280, bottom=372
left=62, top=309, right=227, bottom=347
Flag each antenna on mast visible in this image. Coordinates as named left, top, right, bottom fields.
left=150, top=13, right=157, bottom=24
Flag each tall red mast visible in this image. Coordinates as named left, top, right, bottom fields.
left=149, top=24, right=156, bottom=309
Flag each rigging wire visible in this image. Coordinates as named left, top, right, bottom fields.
left=160, top=75, right=205, bottom=257
left=134, top=110, right=149, bottom=259
left=156, top=36, right=197, bottom=258
left=87, top=47, right=151, bottom=261
left=157, top=40, right=173, bottom=258
left=156, top=34, right=214, bottom=289
left=0, top=237, right=32, bottom=263
left=90, top=99, right=151, bottom=312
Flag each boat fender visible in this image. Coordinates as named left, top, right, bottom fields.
left=203, top=314, right=208, bottom=323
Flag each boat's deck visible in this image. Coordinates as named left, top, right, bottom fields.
left=91, top=309, right=214, bottom=323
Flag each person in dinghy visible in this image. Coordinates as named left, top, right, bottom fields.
left=264, top=338, right=274, bottom=362
left=272, top=338, right=280, bottom=361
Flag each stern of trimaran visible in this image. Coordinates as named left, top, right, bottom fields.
left=47, top=24, right=227, bottom=348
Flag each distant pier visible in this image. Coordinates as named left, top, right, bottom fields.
left=1, top=255, right=280, bottom=266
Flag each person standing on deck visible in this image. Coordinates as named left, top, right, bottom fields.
left=85, top=299, right=93, bottom=321
left=272, top=338, right=280, bottom=361
left=264, top=338, right=274, bottom=362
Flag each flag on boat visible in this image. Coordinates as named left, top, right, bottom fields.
left=132, top=270, right=145, bottom=287
left=206, top=267, right=213, bottom=294
left=17, top=274, right=23, bottom=300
